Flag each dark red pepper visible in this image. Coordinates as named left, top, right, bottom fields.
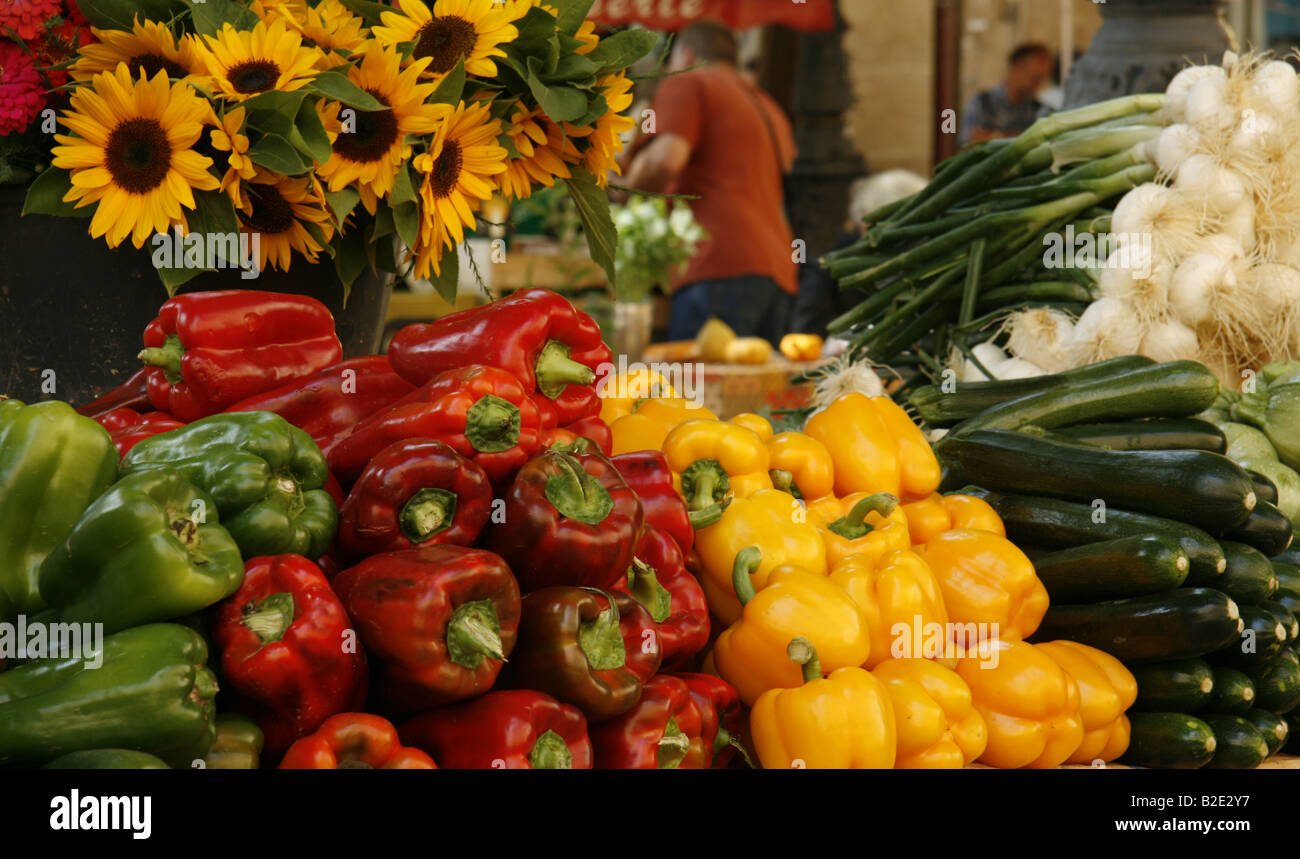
left=327, top=364, right=543, bottom=487
left=486, top=447, right=643, bottom=592
left=94, top=407, right=186, bottom=458
left=337, top=439, right=493, bottom=562
left=332, top=545, right=521, bottom=715
left=387, top=288, right=612, bottom=427
left=612, top=450, right=706, bottom=555
left=398, top=690, right=593, bottom=769
left=279, top=713, right=436, bottom=769
left=563, top=415, right=613, bottom=454
left=588, top=675, right=708, bottom=769
left=675, top=672, right=751, bottom=768
left=222, top=355, right=416, bottom=456
left=138, top=291, right=343, bottom=422
left=212, top=555, right=368, bottom=754
left=76, top=368, right=152, bottom=418
left=613, top=527, right=709, bottom=670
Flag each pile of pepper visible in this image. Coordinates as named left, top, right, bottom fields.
left=0, top=286, right=1139, bottom=769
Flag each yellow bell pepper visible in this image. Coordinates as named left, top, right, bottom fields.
left=766, top=431, right=835, bottom=503
left=1035, top=640, right=1137, bottom=764
left=694, top=488, right=827, bottom=625
left=729, top=412, right=773, bottom=441
left=829, top=548, right=950, bottom=669
left=872, top=658, right=987, bottom=768
left=805, top=393, right=941, bottom=501
left=916, top=529, right=1049, bottom=642
left=957, top=638, right=1084, bottom=769
left=902, top=492, right=1005, bottom=545
left=751, top=637, right=896, bottom=769
left=597, top=367, right=677, bottom=425
left=807, top=492, right=911, bottom=569
left=663, top=419, right=772, bottom=515
left=779, top=333, right=823, bottom=362
left=715, top=548, right=870, bottom=706
left=608, top=397, right=717, bottom=456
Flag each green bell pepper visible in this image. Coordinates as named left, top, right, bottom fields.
left=121, top=411, right=338, bottom=558
left=1234, top=384, right=1300, bottom=473
left=43, top=749, right=170, bottom=769
left=0, top=623, right=218, bottom=767
left=201, top=713, right=264, bottom=769
left=0, top=400, right=118, bottom=612
left=37, top=469, right=245, bottom=634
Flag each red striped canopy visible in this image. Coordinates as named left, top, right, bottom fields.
left=587, top=0, right=834, bottom=32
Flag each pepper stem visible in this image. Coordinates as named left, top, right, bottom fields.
left=769, top=469, right=803, bottom=500
left=550, top=437, right=592, bottom=455
left=626, top=558, right=672, bottom=623
left=787, top=637, right=822, bottom=684
left=681, top=459, right=730, bottom=512
left=715, top=727, right=757, bottom=769
left=138, top=334, right=184, bottom=386
left=544, top=451, right=614, bottom=526
left=731, top=546, right=762, bottom=606
left=688, top=503, right=725, bottom=530
left=445, top=599, right=506, bottom=669
left=465, top=394, right=522, bottom=453
left=528, top=730, right=573, bottom=770
left=535, top=339, right=595, bottom=399
left=827, top=493, right=899, bottom=540
left=657, top=717, right=691, bottom=769
left=400, top=488, right=458, bottom=542
left=577, top=590, right=627, bottom=671
left=241, top=592, right=295, bottom=645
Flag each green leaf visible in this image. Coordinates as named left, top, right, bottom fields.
left=391, top=164, right=417, bottom=207
left=337, top=0, right=393, bottom=26
left=511, top=6, right=562, bottom=56
left=325, top=187, right=362, bottom=224
left=498, top=133, right=521, bottom=160
left=289, top=98, right=332, bottom=165
left=22, top=168, right=88, bottom=218
left=585, top=29, right=659, bottom=76
left=156, top=263, right=206, bottom=295
left=543, top=51, right=597, bottom=84
left=248, top=133, right=312, bottom=175
left=189, top=0, right=260, bottom=36
left=430, top=244, right=459, bottom=305
left=430, top=61, right=466, bottom=106
left=525, top=58, right=587, bottom=123
left=553, top=0, right=595, bottom=36
left=308, top=71, right=386, bottom=110
left=372, top=204, right=396, bottom=241
left=79, top=0, right=187, bottom=30
left=240, top=91, right=306, bottom=138
left=334, top=224, right=370, bottom=305
left=564, top=168, right=617, bottom=290
left=571, top=93, right=608, bottom=128
left=392, top=201, right=418, bottom=250
left=186, top=188, right=240, bottom=237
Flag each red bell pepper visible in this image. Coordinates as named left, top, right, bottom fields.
left=337, top=439, right=493, bottom=562
left=502, top=587, right=661, bottom=722
left=332, top=544, right=521, bottom=714
left=222, top=355, right=416, bottom=456
left=279, top=713, right=436, bottom=769
left=563, top=415, right=613, bottom=454
left=327, top=364, right=543, bottom=487
left=398, top=690, right=593, bottom=769
left=588, top=675, right=708, bottom=769
left=212, top=555, right=368, bottom=754
left=75, top=368, right=152, bottom=419
left=613, top=527, right=709, bottom=670
left=94, top=407, right=186, bottom=458
left=612, top=450, right=705, bottom=555
left=139, top=290, right=343, bottom=422
left=387, top=288, right=612, bottom=427
left=675, top=673, right=751, bottom=768
left=486, top=447, right=644, bottom=593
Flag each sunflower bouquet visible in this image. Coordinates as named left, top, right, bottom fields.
left=17, top=0, right=655, bottom=296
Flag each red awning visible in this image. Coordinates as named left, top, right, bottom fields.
left=587, top=0, right=834, bottom=32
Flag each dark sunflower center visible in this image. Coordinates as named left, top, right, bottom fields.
left=241, top=183, right=296, bottom=234
left=331, top=88, right=398, bottom=164
left=414, top=15, right=477, bottom=75
left=226, top=59, right=281, bottom=94
left=428, top=140, right=462, bottom=198
left=129, top=53, right=188, bottom=80
left=105, top=117, right=172, bottom=194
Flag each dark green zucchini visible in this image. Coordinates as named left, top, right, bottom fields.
left=1130, top=659, right=1215, bottom=713
left=1273, top=562, right=1300, bottom=592
left=1246, top=470, right=1280, bottom=505
left=941, top=430, right=1258, bottom=533
left=1031, top=535, right=1188, bottom=601
left=984, top=492, right=1227, bottom=585
left=1260, top=599, right=1300, bottom=644
left=1273, top=547, right=1300, bottom=568
left=1121, top=713, right=1217, bottom=769
left=1222, top=500, right=1293, bottom=558
left=1031, top=588, right=1243, bottom=664
left=1247, top=648, right=1300, bottom=714
left=1270, top=588, right=1300, bottom=630
left=1218, top=542, right=1279, bottom=605
left=1054, top=418, right=1227, bottom=453
left=1207, top=667, right=1257, bottom=715
left=907, top=356, right=1156, bottom=427
left=1202, top=715, right=1270, bottom=768
left=1211, top=606, right=1289, bottom=670
left=1243, top=708, right=1289, bottom=756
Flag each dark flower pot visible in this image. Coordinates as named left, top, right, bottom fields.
left=0, top=186, right=393, bottom=407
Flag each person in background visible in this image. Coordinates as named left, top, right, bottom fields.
left=792, top=170, right=928, bottom=339
left=619, top=21, right=797, bottom=347
left=960, top=43, right=1054, bottom=145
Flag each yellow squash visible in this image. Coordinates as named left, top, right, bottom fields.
left=916, top=529, right=1049, bottom=643
left=805, top=393, right=941, bottom=501
left=829, top=548, right=950, bottom=669
left=872, top=658, right=987, bottom=768
left=1035, top=640, right=1137, bottom=764
left=724, top=337, right=773, bottom=364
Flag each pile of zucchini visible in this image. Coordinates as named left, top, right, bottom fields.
left=914, top=355, right=1300, bottom=769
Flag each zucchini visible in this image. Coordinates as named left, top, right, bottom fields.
left=1053, top=418, right=1226, bottom=453
left=1218, top=542, right=1279, bottom=605
left=1260, top=599, right=1300, bottom=644
left=1246, top=469, right=1280, bottom=505
left=940, top=430, right=1257, bottom=533
left=1207, top=666, right=1256, bottom=715
left=1272, top=546, right=1300, bottom=567
left=1031, top=588, right=1243, bottom=664
left=1210, top=605, right=1289, bottom=670
left=1243, top=708, right=1289, bottom=756
left=1130, top=658, right=1215, bottom=713
left=1121, top=712, right=1217, bottom=769
left=1270, top=588, right=1300, bottom=628
left=1273, top=561, right=1300, bottom=592
left=984, top=492, right=1227, bottom=585
left=1202, top=715, right=1270, bottom=768
left=1222, top=500, right=1293, bottom=558
left=907, top=356, right=1156, bottom=427
left=1031, top=535, right=1188, bottom=601
left=1247, top=648, right=1300, bottom=714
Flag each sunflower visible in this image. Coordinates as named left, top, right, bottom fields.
left=567, top=72, right=636, bottom=187
left=372, top=0, right=528, bottom=82
left=257, top=0, right=369, bottom=69
left=236, top=169, right=335, bottom=273
left=498, top=103, right=574, bottom=201
left=411, top=99, right=508, bottom=277
left=71, top=19, right=204, bottom=84
left=51, top=65, right=218, bottom=249
left=209, top=106, right=257, bottom=210
left=317, top=43, right=449, bottom=214
left=199, top=19, right=323, bottom=102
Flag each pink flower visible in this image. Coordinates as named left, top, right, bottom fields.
left=0, top=41, right=45, bottom=135
left=0, top=0, right=64, bottom=41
